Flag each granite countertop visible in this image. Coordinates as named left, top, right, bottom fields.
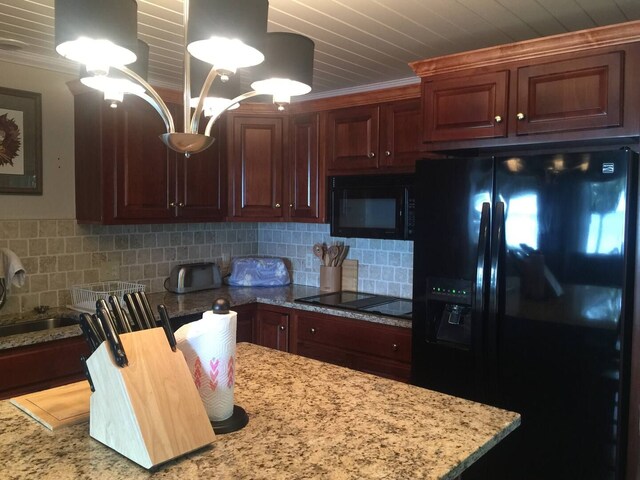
left=0, top=342, right=520, bottom=479
left=0, top=285, right=412, bottom=351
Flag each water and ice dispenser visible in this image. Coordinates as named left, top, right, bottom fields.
left=425, top=278, right=473, bottom=348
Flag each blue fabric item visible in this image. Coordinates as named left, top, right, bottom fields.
left=227, top=257, right=291, bottom=287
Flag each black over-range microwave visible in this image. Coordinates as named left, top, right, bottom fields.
left=329, top=174, right=415, bottom=240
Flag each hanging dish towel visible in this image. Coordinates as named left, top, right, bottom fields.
left=0, top=248, right=26, bottom=292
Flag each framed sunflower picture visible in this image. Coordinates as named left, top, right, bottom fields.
left=0, top=87, right=42, bottom=194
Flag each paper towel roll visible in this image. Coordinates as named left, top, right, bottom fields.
left=174, top=309, right=237, bottom=422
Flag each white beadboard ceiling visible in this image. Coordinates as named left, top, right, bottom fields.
left=0, top=0, right=639, bottom=99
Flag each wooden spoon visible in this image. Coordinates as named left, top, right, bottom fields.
left=327, top=245, right=340, bottom=267
left=313, top=244, right=325, bottom=264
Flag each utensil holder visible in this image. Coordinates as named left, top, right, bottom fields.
left=320, top=266, right=342, bottom=292
left=85, top=327, right=215, bottom=469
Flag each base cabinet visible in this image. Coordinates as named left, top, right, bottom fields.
left=255, top=305, right=290, bottom=352
left=291, top=310, right=411, bottom=382
left=0, top=336, right=90, bottom=400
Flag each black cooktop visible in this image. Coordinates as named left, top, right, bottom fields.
left=296, top=291, right=412, bottom=319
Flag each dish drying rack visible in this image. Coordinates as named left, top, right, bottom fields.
left=70, top=281, right=145, bottom=313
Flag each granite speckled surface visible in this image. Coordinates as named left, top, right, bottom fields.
left=0, top=343, right=519, bottom=479
left=0, top=285, right=411, bottom=350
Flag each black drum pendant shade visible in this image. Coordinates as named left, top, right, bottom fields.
left=187, top=0, right=269, bottom=72
left=55, top=0, right=138, bottom=67
left=251, top=32, right=315, bottom=99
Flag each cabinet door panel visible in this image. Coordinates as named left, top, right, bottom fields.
left=177, top=122, right=225, bottom=220
left=256, top=308, right=289, bottom=351
left=423, top=71, right=509, bottom=142
left=327, top=105, right=379, bottom=171
left=230, top=116, right=284, bottom=219
left=114, top=96, right=175, bottom=221
left=516, top=52, right=622, bottom=135
left=289, top=113, right=321, bottom=221
left=381, top=99, right=422, bottom=168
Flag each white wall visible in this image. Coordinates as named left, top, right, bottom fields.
left=0, top=60, right=76, bottom=219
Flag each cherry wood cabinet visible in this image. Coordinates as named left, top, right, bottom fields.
left=255, top=305, right=290, bottom=352
left=326, top=99, right=422, bottom=174
left=288, top=112, right=323, bottom=222
left=290, top=310, right=411, bottom=382
left=0, top=336, right=90, bottom=400
left=412, top=24, right=640, bottom=151
left=73, top=89, right=225, bottom=224
left=234, top=303, right=256, bottom=343
left=227, top=113, right=286, bottom=220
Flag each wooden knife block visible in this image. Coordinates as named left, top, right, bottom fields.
left=85, top=327, right=216, bottom=469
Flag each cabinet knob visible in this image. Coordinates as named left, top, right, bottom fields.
left=178, top=202, right=184, bottom=207
left=368, top=152, right=376, bottom=158
left=385, top=150, right=391, bottom=157
left=279, top=325, right=286, bottom=331
left=494, top=115, right=503, bottom=123
left=310, top=327, right=316, bottom=334
left=275, top=203, right=281, bottom=208
left=516, top=112, right=526, bottom=121
left=392, top=343, right=398, bottom=351
left=169, top=202, right=176, bottom=207
left=289, top=203, right=293, bottom=208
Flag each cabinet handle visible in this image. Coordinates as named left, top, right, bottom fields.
left=310, top=327, right=316, bottom=334
left=368, top=152, right=375, bottom=158
left=169, top=202, right=176, bottom=207
left=494, top=115, right=503, bottom=123
left=516, top=112, right=526, bottom=121
left=384, top=150, right=391, bottom=157
left=275, top=203, right=281, bottom=208
left=279, top=325, right=286, bottom=331
left=392, top=343, right=398, bottom=351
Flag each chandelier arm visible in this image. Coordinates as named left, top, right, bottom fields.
left=183, top=0, right=191, bottom=138
left=190, top=65, right=219, bottom=134
left=203, top=90, right=261, bottom=137
left=111, top=64, right=176, bottom=133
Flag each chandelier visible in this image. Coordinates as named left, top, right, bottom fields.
left=54, top=0, right=315, bottom=156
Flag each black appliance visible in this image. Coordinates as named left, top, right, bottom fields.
left=412, top=150, right=637, bottom=480
left=297, top=291, right=412, bottom=319
left=329, top=174, right=415, bottom=240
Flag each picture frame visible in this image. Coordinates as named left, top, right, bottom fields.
left=0, top=87, right=42, bottom=195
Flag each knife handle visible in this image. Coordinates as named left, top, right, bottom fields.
left=157, top=304, right=177, bottom=352
left=90, top=313, right=107, bottom=343
left=132, top=292, right=153, bottom=330
left=108, top=295, right=132, bottom=333
left=79, top=313, right=101, bottom=352
left=139, top=292, right=158, bottom=328
left=124, top=293, right=144, bottom=331
left=81, top=356, right=95, bottom=392
left=98, top=306, right=128, bottom=368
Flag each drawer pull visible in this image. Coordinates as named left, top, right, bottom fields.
left=494, top=115, right=502, bottom=123
left=310, top=327, right=316, bottom=334
left=516, top=112, right=526, bottom=121
left=279, top=325, right=286, bottom=331
left=392, top=343, right=398, bottom=351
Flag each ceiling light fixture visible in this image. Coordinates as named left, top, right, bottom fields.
left=54, top=0, right=315, bottom=157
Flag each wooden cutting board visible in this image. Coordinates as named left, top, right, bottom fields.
left=341, top=259, right=358, bottom=291
left=10, top=381, right=91, bottom=430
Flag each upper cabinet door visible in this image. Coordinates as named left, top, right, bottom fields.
left=423, top=70, right=509, bottom=142
left=288, top=113, right=322, bottom=221
left=113, top=96, right=175, bottom=221
left=515, top=52, right=623, bottom=136
left=380, top=99, right=423, bottom=169
left=327, top=105, right=380, bottom=172
left=176, top=121, right=225, bottom=221
left=229, top=115, right=285, bottom=219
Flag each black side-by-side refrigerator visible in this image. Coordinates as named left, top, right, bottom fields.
left=411, top=150, right=638, bottom=480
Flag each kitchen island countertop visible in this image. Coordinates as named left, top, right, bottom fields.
left=0, top=342, right=519, bottom=479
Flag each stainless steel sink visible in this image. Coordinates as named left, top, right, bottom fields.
left=0, top=317, right=79, bottom=338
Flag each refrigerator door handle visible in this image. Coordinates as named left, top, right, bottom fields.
left=488, top=202, right=505, bottom=382
left=473, top=202, right=491, bottom=397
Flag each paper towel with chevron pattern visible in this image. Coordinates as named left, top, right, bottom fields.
left=175, top=309, right=237, bottom=422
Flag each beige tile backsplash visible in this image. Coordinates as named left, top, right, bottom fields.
left=0, top=220, right=259, bottom=315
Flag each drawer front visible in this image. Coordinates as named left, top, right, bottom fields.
left=295, top=312, right=411, bottom=363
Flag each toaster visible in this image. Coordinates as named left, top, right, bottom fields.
left=165, top=262, right=222, bottom=294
